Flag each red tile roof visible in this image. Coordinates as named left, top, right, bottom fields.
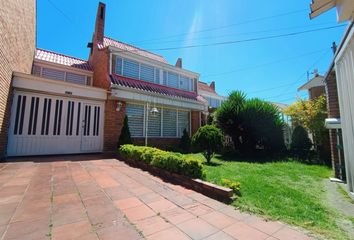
left=198, top=81, right=216, bottom=93
left=98, top=37, right=168, bottom=64
left=35, top=48, right=92, bottom=71
left=110, top=74, right=204, bottom=102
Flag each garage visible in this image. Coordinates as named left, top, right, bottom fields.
left=7, top=72, right=106, bottom=156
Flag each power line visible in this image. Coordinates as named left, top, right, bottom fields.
left=203, top=48, right=328, bottom=78
left=147, top=25, right=346, bottom=52
left=131, top=9, right=308, bottom=45
left=139, top=22, right=335, bottom=47
left=262, top=49, right=331, bottom=101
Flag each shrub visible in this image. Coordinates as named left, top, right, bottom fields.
left=221, top=178, right=241, bottom=196
left=118, top=116, right=132, bottom=147
left=179, top=128, right=191, bottom=153
left=192, top=125, right=224, bottom=163
left=291, top=125, right=312, bottom=160
left=118, top=145, right=203, bottom=179
left=215, top=91, right=285, bottom=156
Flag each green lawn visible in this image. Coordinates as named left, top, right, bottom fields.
left=197, top=155, right=348, bottom=240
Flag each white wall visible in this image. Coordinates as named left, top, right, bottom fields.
left=335, top=26, right=354, bottom=194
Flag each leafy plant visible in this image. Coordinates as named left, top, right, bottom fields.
left=119, top=145, right=204, bottom=178
left=118, top=116, right=132, bottom=147
left=179, top=128, right=191, bottom=153
left=290, top=125, right=312, bottom=160
left=215, top=91, right=285, bottom=156
left=192, top=125, right=224, bottom=163
left=221, top=178, right=241, bottom=195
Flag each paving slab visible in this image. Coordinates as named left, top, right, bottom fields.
left=0, top=155, right=315, bottom=239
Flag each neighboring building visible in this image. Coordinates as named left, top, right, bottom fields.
left=297, top=70, right=325, bottom=100
left=271, top=102, right=292, bottom=149
left=310, top=0, right=354, bottom=196
left=198, top=81, right=227, bottom=109
left=0, top=0, right=36, bottom=158
left=4, top=2, right=208, bottom=156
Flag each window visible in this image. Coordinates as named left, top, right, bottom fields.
left=178, top=111, right=190, bottom=137
left=126, top=103, right=144, bottom=137
left=115, top=57, right=123, bottom=75
left=179, top=75, right=190, bottom=91
left=123, top=59, right=139, bottom=79
left=66, top=72, right=86, bottom=85
left=147, top=107, right=161, bottom=137
left=162, top=109, right=177, bottom=137
left=167, top=72, right=179, bottom=88
left=140, top=64, right=155, bottom=83
left=42, top=68, right=65, bottom=81
left=155, top=68, right=160, bottom=84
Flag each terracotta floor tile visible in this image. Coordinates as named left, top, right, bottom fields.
left=203, top=231, right=236, bottom=240
left=161, top=207, right=195, bottom=225
left=122, top=204, right=156, bottom=222
left=104, top=186, right=133, bottom=200
left=53, top=193, right=81, bottom=205
left=52, top=220, right=93, bottom=240
left=146, top=227, right=191, bottom=240
left=4, top=218, right=49, bottom=240
left=95, top=176, right=120, bottom=189
left=135, top=215, right=172, bottom=236
left=201, top=211, right=235, bottom=229
left=244, top=215, right=284, bottom=235
left=273, top=227, right=313, bottom=240
left=129, top=186, right=153, bottom=196
left=138, top=192, right=163, bottom=204
left=185, top=203, right=213, bottom=216
left=147, top=198, right=176, bottom=213
left=114, top=197, right=143, bottom=210
left=177, top=218, right=218, bottom=240
left=96, top=224, right=142, bottom=240
left=0, top=203, right=18, bottom=225
left=52, top=205, right=87, bottom=227
left=223, top=222, right=270, bottom=240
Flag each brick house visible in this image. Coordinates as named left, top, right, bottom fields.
left=297, top=70, right=325, bottom=100
left=0, top=0, right=36, bottom=159
left=4, top=2, right=207, bottom=156
left=310, top=0, right=354, bottom=196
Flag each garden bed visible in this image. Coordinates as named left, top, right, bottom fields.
left=118, top=145, right=233, bottom=202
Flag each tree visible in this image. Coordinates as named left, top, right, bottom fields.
left=179, top=128, right=191, bottom=153
left=283, top=95, right=327, bottom=149
left=290, top=125, right=312, bottom=160
left=192, top=125, right=224, bottom=163
left=215, top=91, right=285, bottom=155
left=118, top=116, right=132, bottom=147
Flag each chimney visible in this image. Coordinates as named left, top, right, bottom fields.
left=210, top=81, right=215, bottom=90
left=313, top=69, right=319, bottom=77
left=175, top=58, right=182, bottom=68
left=94, top=2, right=106, bottom=43
left=331, top=42, right=337, bottom=55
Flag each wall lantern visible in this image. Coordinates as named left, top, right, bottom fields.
left=150, top=107, right=159, bottom=115
left=116, top=101, right=123, bottom=112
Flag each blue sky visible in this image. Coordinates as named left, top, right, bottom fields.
left=37, top=0, right=347, bottom=104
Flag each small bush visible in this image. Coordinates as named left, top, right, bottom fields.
left=221, top=178, right=241, bottom=196
left=118, top=116, right=132, bottom=147
left=119, top=144, right=203, bottom=179
left=192, top=125, right=224, bottom=163
left=179, top=129, right=191, bottom=153
left=291, top=125, right=312, bottom=160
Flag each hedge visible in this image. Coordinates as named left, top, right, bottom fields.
left=119, top=144, right=204, bottom=179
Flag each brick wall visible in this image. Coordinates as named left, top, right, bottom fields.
left=309, top=86, right=325, bottom=100
left=104, top=100, right=126, bottom=152
left=0, top=0, right=36, bottom=158
left=325, top=70, right=342, bottom=178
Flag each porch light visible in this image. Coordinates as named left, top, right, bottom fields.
left=150, top=107, right=159, bottom=115
left=116, top=101, right=123, bottom=112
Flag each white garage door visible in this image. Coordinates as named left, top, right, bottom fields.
left=7, top=91, right=104, bottom=156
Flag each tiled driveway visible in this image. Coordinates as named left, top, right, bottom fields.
left=0, top=155, right=314, bottom=240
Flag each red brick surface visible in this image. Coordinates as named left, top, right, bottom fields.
left=0, top=0, right=36, bottom=158
left=0, top=155, right=315, bottom=240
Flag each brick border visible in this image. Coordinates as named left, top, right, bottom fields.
left=116, top=154, right=234, bottom=203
